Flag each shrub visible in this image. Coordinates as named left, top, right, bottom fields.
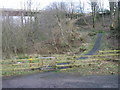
left=88, top=32, right=96, bottom=36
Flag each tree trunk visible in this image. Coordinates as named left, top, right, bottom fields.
left=109, top=2, right=115, bottom=28
left=118, top=1, right=120, bottom=25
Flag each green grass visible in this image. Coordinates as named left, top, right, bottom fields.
left=2, top=69, right=41, bottom=77
left=60, top=60, right=118, bottom=76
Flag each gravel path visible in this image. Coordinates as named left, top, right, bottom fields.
left=2, top=72, right=118, bottom=88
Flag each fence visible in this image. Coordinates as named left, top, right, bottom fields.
left=0, top=50, right=119, bottom=76
left=55, top=50, right=119, bottom=70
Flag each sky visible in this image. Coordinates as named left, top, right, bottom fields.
left=0, top=0, right=110, bottom=11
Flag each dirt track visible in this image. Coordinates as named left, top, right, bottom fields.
left=2, top=72, right=118, bottom=88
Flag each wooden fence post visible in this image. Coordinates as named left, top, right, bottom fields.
left=29, top=56, right=32, bottom=67
left=41, top=58, right=43, bottom=70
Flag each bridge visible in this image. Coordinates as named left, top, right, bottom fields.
left=0, top=8, right=40, bottom=16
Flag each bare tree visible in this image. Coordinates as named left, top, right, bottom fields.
left=117, top=1, right=120, bottom=27
left=89, top=1, right=99, bottom=28
left=98, top=0, right=105, bottom=26
left=108, top=0, right=119, bottom=29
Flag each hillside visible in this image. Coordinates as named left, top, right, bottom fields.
left=2, top=8, right=119, bottom=59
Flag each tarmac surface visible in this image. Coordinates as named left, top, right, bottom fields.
left=2, top=72, right=119, bottom=88
left=77, top=33, right=103, bottom=60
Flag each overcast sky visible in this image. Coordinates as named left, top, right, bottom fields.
left=0, top=0, right=110, bottom=11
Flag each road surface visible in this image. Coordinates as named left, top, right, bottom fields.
left=2, top=72, right=119, bottom=88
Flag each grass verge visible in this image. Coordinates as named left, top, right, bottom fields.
left=59, top=59, right=118, bottom=76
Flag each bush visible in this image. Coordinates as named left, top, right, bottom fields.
left=16, top=55, right=29, bottom=59
left=98, top=30, right=105, bottom=33
left=88, top=32, right=97, bottom=36
left=75, top=18, right=88, bottom=25
left=110, top=25, right=115, bottom=30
